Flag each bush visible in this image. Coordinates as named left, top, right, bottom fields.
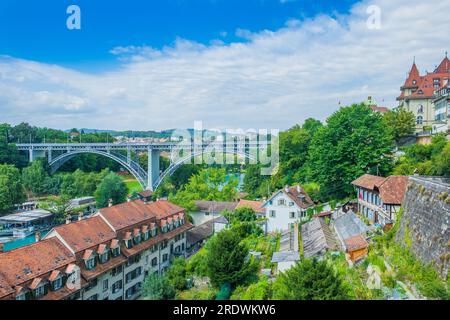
left=142, top=273, right=175, bottom=300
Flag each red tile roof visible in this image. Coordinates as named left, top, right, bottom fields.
left=48, top=270, right=60, bottom=282
left=236, top=199, right=266, bottom=213
left=282, top=186, right=315, bottom=209
left=352, top=174, right=409, bottom=205
left=403, top=62, right=421, bottom=88
left=52, top=216, right=116, bottom=253
left=351, top=174, right=386, bottom=190
left=0, top=238, right=75, bottom=290
left=344, top=235, right=368, bottom=251
left=378, top=176, right=409, bottom=204
left=0, top=274, right=13, bottom=298
left=146, top=200, right=185, bottom=220
left=99, top=200, right=156, bottom=231
left=97, top=244, right=107, bottom=255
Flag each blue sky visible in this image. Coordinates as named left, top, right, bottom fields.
left=0, top=0, right=357, bottom=68
left=0, top=0, right=448, bottom=131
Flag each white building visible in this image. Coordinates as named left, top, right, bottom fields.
left=262, top=185, right=314, bottom=233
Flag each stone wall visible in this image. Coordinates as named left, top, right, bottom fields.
left=396, top=176, right=450, bottom=278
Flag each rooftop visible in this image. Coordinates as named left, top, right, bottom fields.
left=334, top=211, right=368, bottom=241
left=194, top=200, right=237, bottom=213
left=98, top=200, right=156, bottom=230
left=236, top=199, right=266, bottom=213
left=302, top=218, right=337, bottom=258
left=352, top=174, right=409, bottom=205
left=271, top=251, right=300, bottom=263
left=0, top=209, right=53, bottom=224
left=0, top=238, right=75, bottom=289
left=51, top=216, right=116, bottom=253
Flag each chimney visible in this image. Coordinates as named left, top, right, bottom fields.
left=127, top=196, right=131, bottom=203
left=108, top=199, right=113, bottom=207
left=296, top=185, right=302, bottom=193
left=284, top=185, right=289, bottom=193
left=35, top=232, right=41, bottom=242
left=0, top=243, right=4, bottom=253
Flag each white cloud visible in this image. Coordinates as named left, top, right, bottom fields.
left=0, top=0, right=449, bottom=131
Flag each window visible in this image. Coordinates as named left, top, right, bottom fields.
left=412, top=80, right=417, bottom=85
left=277, top=199, right=286, bottom=206
left=269, top=210, right=276, bottom=218
left=289, top=201, right=294, bottom=207
left=151, top=257, right=158, bottom=267
left=111, top=265, right=123, bottom=277
left=125, top=283, right=141, bottom=299
left=417, top=105, right=423, bottom=113
left=416, top=116, right=423, bottom=125
left=175, top=245, right=180, bottom=253
left=34, top=285, right=46, bottom=299
left=86, top=294, right=98, bottom=300
left=103, top=279, right=109, bottom=292
left=160, top=241, right=168, bottom=250
left=151, top=228, right=158, bottom=237
left=99, top=252, right=109, bottom=264
left=143, top=231, right=150, bottom=241
left=16, top=293, right=26, bottom=300
left=289, top=212, right=295, bottom=219
left=124, top=239, right=133, bottom=249
left=133, top=234, right=141, bottom=245
left=125, top=267, right=142, bottom=284
left=111, top=246, right=120, bottom=258
left=162, top=254, right=168, bottom=262
left=85, top=278, right=98, bottom=291
left=85, top=257, right=96, bottom=270
left=112, top=280, right=123, bottom=294
left=162, top=225, right=168, bottom=233
left=52, top=277, right=63, bottom=291
left=181, top=243, right=185, bottom=251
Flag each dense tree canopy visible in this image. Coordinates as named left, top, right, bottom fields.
left=94, top=172, right=128, bottom=208
left=0, top=164, right=25, bottom=212
left=384, top=108, right=416, bottom=142
left=142, top=273, right=175, bottom=300
left=205, top=229, right=254, bottom=288
left=272, top=259, right=350, bottom=300
left=306, top=104, right=394, bottom=200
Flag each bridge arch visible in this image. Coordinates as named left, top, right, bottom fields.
left=153, top=150, right=257, bottom=190
left=49, top=150, right=149, bottom=190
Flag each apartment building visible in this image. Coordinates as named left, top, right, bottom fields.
left=0, top=199, right=192, bottom=300
left=351, top=174, right=409, bottom=226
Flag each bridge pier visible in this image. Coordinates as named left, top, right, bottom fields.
left=147, top=148, right=160, bottom=191
left=28, top=149, right=46, bottom=162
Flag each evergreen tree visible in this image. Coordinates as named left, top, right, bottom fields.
left=272, top=259, right=350, bottom=300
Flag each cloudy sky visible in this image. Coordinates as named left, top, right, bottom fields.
left=0, top=0, right=449, bottom=131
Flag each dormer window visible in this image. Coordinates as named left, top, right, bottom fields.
left=133, top=229, right=141, bottom=244
left=86, top=257, right=96, bottom=270
left=124, top=239, right=133, bottom=249
left=99, top=251, right=109, bottom=264
left=418, top=90, right=423, bottom=94
left=110, top=239, right=120, bottom=257
left=33, top=284, right=46, bottom=299
left=83, top=250, right=96, bottom=270
left=49, top=270, right=63, bottom=291
left=15, top=293, right=26, bottom=300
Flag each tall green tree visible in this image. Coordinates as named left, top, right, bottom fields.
left=142, top=273, right=175, bottom=300
left=40, top=195, right=77, bottom=223
left=0, top=164, right=25, bottom=212
left=272, top=259, right=350, bottom=300
left=205, top=229, right=254, bottom=288
left=166, top=258, right=188, bottom=291
left=94, top=172, right=128, bottom=208
left=384, top=108, right=416, bottom=142
left=306, top=104, right=394, bottom=200
left=22, top=160, right=49, bottom=196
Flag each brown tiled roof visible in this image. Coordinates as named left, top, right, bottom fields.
left=236, top=199, right=266, bottom=213
left=29, top=277, right=43, bottom=290
left=52, top=216, right=116, bottom=253
left=344, top=235, right=368, bottom=251
left=0, top=238, right=75, bottom=289
left=194, top=200, right=237, bottom=213
left=378, top=176, right=409, bottom=205
left=48, top=270, right=60, bottom=282
left=97, top=244, right=107, bottom=255
left=284, top=186, right=314, bottom=209
left=352, top=174, right=408, bottom=205
left=351, top=174, right=386, bottom=190
left=99, top=200, right=156, bottom=231
left=0, top=274, right=13, bottom=298
left=147, top=200, right=185, bottom=219
left=82, top=250, right=93, bottom=260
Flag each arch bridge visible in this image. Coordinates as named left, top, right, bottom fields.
left=16, top=141, right=270, bottom=191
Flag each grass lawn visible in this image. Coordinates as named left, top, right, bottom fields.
left=120, top=174, right=143, bottom=193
